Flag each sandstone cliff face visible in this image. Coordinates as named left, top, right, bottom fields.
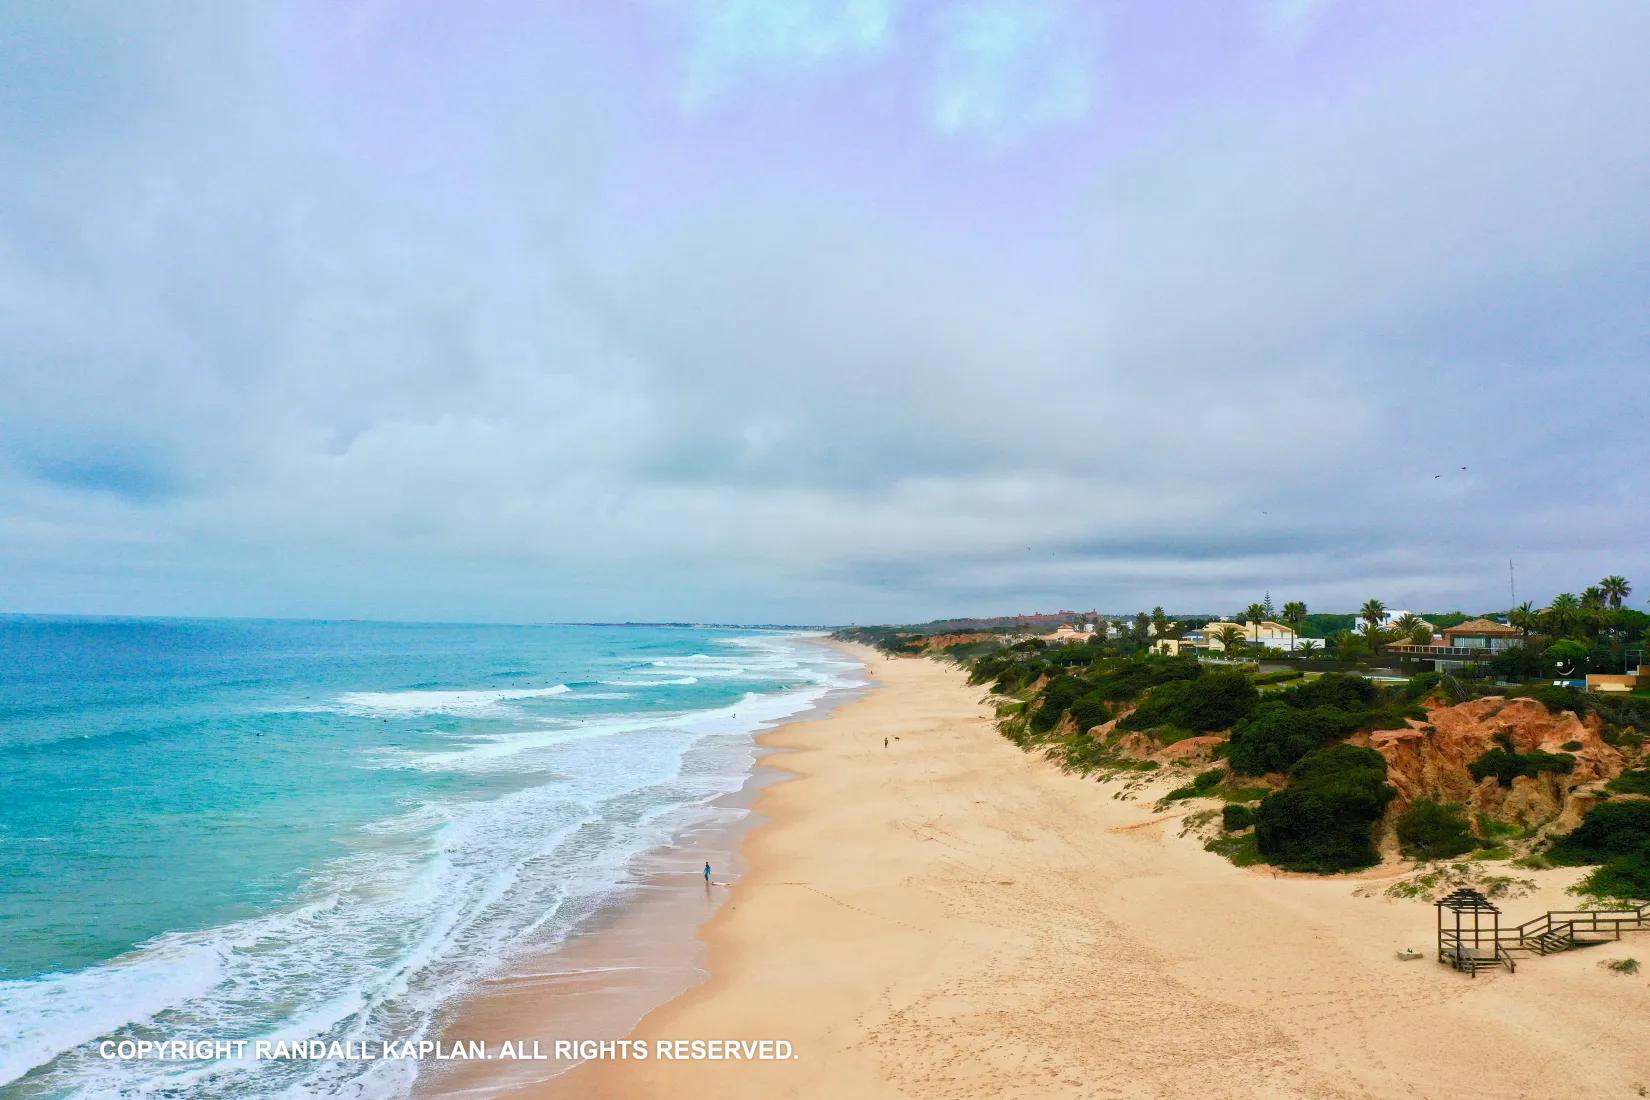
left=1366, top=696, right=1624, bottom=834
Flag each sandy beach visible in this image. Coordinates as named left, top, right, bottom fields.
left=445, top=644, right=1650, bottom=1099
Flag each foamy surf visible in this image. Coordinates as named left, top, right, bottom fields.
left=335, top=684, right=572, bottom=715
left=0, top=629, right=862, bottom=1099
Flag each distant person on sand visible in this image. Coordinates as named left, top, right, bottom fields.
left=884, top=737, right=888, bottom=748
left=703, top=861, right=712, bottom=884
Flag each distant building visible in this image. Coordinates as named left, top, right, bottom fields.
left=1386, top=618, right=1524, bottom=670
left=1156, top=620, right=1310, bottom=655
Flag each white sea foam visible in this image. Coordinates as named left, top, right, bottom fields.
left=334, top=684, right=570, bottom=715
left=0, top=633, right=864, bottom=1099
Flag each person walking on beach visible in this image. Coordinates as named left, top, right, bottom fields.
left=703, top=861, right=712, bottom=885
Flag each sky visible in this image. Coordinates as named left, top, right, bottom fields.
left=2, top=0, right=1646, bottom=625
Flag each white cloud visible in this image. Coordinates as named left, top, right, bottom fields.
left=927, top=0, right=1095, bottom=142
left=677, top=0, right=898, bottom=109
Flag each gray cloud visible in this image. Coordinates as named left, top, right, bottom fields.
left=0, top=1, right=1645, bottom=623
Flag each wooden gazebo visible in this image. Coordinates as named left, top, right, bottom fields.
left=1437, top=888, right=1513, bottom=975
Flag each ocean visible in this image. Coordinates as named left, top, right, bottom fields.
left=0, top=618, right=861, bottom=1097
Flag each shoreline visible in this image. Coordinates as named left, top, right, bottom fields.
left=531, top=647, right=1649, bottom=1099
left=417, top=636, right=868, bottom=1097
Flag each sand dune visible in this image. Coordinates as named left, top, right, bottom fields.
left=539, top=645, right=1650, bottom=1099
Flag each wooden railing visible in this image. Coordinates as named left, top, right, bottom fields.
left=1440, top=901, right=1650, bottom=974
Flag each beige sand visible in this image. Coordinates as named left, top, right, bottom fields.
left=486, top=646, right=1650, bottom=1099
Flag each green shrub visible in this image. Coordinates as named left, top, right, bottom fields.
left=1549, top=800, right=1650, bottom=902
left=1487, top=644, right=1555, bottom=681
left=1524, top=685, right=1589, bottom=716
left=1118, top=670, right=1258, bottom=733
left=1164, top=768, right=1225, bottom=803
left=1280, top=673, right=1379, bottom=712
left=1467, top=734, right=1576, bottom=787
left=1030, top=675, right=1088, bottom=732
left=1561, top=740, right=1583, bottom=752
left=1223, top=803, right=1256, bottom=831
left=1576, top=859, right=1650, bottom=901
left=1607, top=768, right=1650, bottom=796
left=1254, top=745, right=1395, bottom=873
left=1396, top=799, right=1475, bottom=860
left=1066, top=691, right=1111, bottom=733
left=1550, top=801, right=1650, bottom=864
left=1205, top=832, right=1265, bottom=866
left=1227, top=702, right=1354, bottom=775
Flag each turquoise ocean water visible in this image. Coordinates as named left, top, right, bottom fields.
left=0, top=618, right=861, bottom=1097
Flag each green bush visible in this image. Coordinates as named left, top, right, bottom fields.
left=1118, top=670, right=1258, bottom=733
left=1084, top=655, right=1202, bottom=703
left=1030, top=675, right=1088, bottom=732
left=1396, top=799, right=1475, bottom=860
left=1467, top=734, right=1576, bottom=787
left=1550, top=800, right=1650, bottom=864
left=1280, top=673, right=1379, bottom=711
left=1164, top=768, right=1225, bottom=802
left=1227, top=702, right=1354, bottom=775
left=1222, top=802, right=1256, bottom=831
left=1066, top=691, right=1111, bottom=733
left=1607, top=768, right=1650, bottom=796
left=1549, top=801, right=1650, bottom=901
left=1523, top=685, right=1589, bottom=716
left=1487, top=645, right=1554, bottom=681
left=1254, top=745, right=1395, bottom=873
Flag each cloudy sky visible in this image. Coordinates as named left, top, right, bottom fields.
left=2, top=0, right=1646, bottom=625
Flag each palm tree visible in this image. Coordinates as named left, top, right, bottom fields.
left=1582, top=586, right=1606, bottom=610
left=1243, top=602, right=1268, bottom=642
left=1211, top=625, right=1247, bottom=656
left=1297, top=639, right=1321, bottom=658
left=1545, top=593, right=1581, bottom=638
left=1151, top=605, right=1169, bottom=638
left=1281, top=600, right=1307, bottom=651
left=1394, top=612, right=1422, bottom=636
left=1600, top=575, right=1631, bottom=609
left=1509, top=600, right=1539, bottom=644
left=1358, top=599, right=1387, bottom=657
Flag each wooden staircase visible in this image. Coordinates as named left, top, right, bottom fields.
left=1445, top=901, right=1650, bottom=976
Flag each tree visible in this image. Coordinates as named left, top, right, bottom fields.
left=1410, top=624, right=1433, bottom=646
left=1394, top=612, right=1421, bottom=636
left=1600, top=575, right=1632, bottom=610
left=1582, top=586, right=1607, bottom=610
left=1545, top=593, right=1581, bottom=638
left=1546, top=638, right=1590, bottom=676
left=1297, top=639, right=1321, bottom=658
left=1151, top=606, right=1169, bottom=638
left=1131, top=612, right=1150, bottom=646
left=1282, top=600, right=1307, bottom=651
left=1211, top=625, right=1247, bottom=655
left=1359, top=599, right=1387, bottom=655
left=1244, top=602, right=1269, bottom=642
left=1328, top=630, right=1367, bottom=661
left=1509, top=600, right=1539, bottom=643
